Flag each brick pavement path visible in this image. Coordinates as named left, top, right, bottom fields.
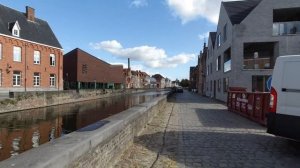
left=114, top=91, right=300, bottom=168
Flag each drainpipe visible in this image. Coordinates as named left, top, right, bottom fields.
left=24, top=43, right=27, bottom=92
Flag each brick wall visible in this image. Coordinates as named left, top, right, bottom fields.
left=0, top=35, right=63, bottom=91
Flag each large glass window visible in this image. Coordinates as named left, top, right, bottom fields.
left=224, top=48, right=231, bottom=72
left=13, top=71, right=21, bottom=86
left=50, top=74, right=56, bottom=87
left=13, top=46, right=21, bottom=62
left=50, top=54, right=55, bottom=66
left=33, top=72, right=40, bottom=86
left=273, top=8, right=300, bottom=36
left=34, top=51, right=40, bottom=64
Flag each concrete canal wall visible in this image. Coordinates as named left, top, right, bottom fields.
left=0, top=89, right=145, bottom=113
left=0, top=95, right=167, bottom=168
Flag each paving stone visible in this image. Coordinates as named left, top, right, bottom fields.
left=113, top=92, right=300, bottom=168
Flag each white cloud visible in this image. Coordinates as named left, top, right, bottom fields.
left=130, top=0, right=148, bottom=8
left=90, top=40, right=195, bottom=69
left=166, top=0, right=238, bottom=24
left=198, top=32, right=209, bottom=41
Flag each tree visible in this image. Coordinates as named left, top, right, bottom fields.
left=180, top=79, right=190, bottom=87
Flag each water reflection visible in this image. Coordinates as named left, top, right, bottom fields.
left=0, top=91, right=166, bottom=161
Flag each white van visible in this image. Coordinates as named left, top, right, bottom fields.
left=267, top=55, right=300, bottom=140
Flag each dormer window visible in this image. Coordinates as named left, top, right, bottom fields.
left=10, top=21, right=21, bottom=37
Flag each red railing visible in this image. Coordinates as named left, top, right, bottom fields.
left=227, top=91, right=270, bottom=126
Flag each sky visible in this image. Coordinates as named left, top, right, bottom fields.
left=0, top=0, right=230, bottom=80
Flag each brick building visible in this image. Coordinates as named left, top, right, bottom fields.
left=63, top=48, right=124, bottom=90
left=0, top=5, right=63, bottom=92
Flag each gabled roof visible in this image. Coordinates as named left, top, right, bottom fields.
left=209, top=32, right=217, bottom=48
left=0, top=4, right=62, bottom=48
left=223, top=0, right=262, bottom=25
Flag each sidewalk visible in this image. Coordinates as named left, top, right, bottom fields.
left=114, top=91, right=300, bottom=168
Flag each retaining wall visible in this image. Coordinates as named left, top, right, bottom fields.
left=0, top=89, right=145, bottom=113
left=0, top=95, right=167, bottom=168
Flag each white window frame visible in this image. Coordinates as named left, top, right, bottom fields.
left=13, top=46, right=21, bottom=62
left=50, top=54, right=55, bottom=66
left=50, top=74, right=56, bottom=87
left=34, top=51, right=40, bottom=64
left=0, top=43, right=2, bottom=60
left=0, top=69, right=2, bottom=86
left=12, top=22, right=20, bottom=37
left=33, top=72, right=40, bottom=86
left=13, top=71, right=21, bottom=86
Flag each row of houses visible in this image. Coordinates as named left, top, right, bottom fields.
left=0, top=4, right=170, bottom=92
left=191, top=0, right=300, bottom=102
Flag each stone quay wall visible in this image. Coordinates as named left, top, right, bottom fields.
left=0, top=95, right=167, bottom=168
left=0, top=89, right=145, bottom=113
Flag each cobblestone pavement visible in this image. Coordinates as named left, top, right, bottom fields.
left=114, top=91, right=300, bottom=168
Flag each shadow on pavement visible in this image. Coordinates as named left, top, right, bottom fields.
left=134, top=130, right=300, bottom=167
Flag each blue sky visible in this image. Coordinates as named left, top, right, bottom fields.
left=1, top=0, right=226, bottom=80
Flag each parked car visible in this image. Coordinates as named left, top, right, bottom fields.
left=177, top=87, right=183, bottom=93
left=267, top=55, right=300, bottom=140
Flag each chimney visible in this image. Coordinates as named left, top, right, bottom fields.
left=128, top=58, right=130, bottom=69
left=26, top=6, right=35, bottom=22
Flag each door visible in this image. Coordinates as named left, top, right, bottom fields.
left=214, top=80, right=216, bottom=98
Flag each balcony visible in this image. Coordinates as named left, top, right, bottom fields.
left=273, top=21, right=300, bottom=36
left=243, top=58, right=271, bottom=69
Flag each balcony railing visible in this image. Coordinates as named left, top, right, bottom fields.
left=243, top=57, right=272, bottom=69
left=273, top=21, right=300, bottom=36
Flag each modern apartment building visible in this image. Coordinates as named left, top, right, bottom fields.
left=0, top=5, right=63, bottom=91
left=205, top=0, right=300, bottom=102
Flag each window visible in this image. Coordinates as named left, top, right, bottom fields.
left=218, top=79, right=221, bottom=92
left=34, top=51, right=40, bottom=64
left=223, top=78, right=229, bottom=92
left=224, top=48, right=231, bottom=72
left=50, top=54, right=55, bottom=66
left=252, top=76, right=271, bottom=92
left=223, top=24, right=227, bottom=42
left=207, top=65, right=209, bottom=76
left=217, top=34, right=221, bottom=47
left=82, top=64, right=88, bottom=74
left=0, top=43, right=2, bottom=59
left=13, top=71, right=21, bottom=86
left=13, top=46, right=21, bottom=62
left=210, top=63, right=213, bottom=74
left=33, top=73, right=40, bottom=86
left=216, top=56, right=221, bottom=71
left=0, top=69, right=2, bottom=86
left=273, top=8, right=300, bottom=36
left=50, top=74, right=56, bottom=87
left=210, top=80, right=212, bottom=91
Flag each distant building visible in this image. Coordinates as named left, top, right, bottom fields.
left=205, top=0, right=300, bottom=101
left=63, top=48, right=124, bottom=90
left=189, top=66, right=197, bottom=91
left=0, top=5, right=63, bottom=92
left=197, top=43, right=208, bottom=95
left=152, top=74, right=165, bottom=88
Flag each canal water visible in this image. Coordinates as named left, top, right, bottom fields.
left=0, top=91, right=168, bottom=161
